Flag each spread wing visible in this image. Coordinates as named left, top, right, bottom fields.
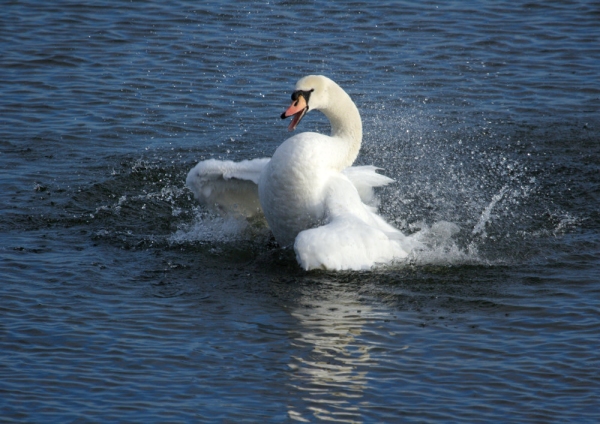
left=342, top=165, right=394, bottom=210
left=186, top=158, right=270, bottom=218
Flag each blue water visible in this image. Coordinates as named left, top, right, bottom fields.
left=1, top=1, right=599, bottom=422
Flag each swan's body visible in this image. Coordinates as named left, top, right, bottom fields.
left=187, top=75, right=418, bottom=270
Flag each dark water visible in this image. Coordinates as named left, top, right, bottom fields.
left=1, top=1, right=599, bottom=422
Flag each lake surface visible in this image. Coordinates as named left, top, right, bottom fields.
left=1, top=0, right=599, bottom=422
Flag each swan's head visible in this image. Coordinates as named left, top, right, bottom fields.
left=280, top=75, right=332, bottom=131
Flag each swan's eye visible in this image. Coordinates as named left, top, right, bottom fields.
left=291, top=89, right=314, bottom=104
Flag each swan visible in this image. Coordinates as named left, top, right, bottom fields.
left=187, top=75, right=419, bottom=270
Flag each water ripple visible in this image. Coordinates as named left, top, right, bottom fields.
left=1, top=0, right=599, bottom=422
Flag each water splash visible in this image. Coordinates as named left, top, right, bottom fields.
left=173, top=108, right=579, bottom=268
left=170, top=210, right=269, bottom=245
left=409, top=220, right=485, bottom=266
left=472, top=185, right=509, bottom=237
left=360, top=106, right=549, bottom=265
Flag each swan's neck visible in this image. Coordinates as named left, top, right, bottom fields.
left=320, top=86, right=362, bottom=170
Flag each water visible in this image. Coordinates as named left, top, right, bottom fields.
left=1, top=0, right=599, bottom=422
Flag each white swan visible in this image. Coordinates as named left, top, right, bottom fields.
left=187, top=75, right=419, bottom=270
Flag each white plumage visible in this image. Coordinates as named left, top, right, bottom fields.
left=187, top=75, right=419, bottom=270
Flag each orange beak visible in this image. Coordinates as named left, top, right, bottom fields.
left=281, top=94, right=308, bottom=131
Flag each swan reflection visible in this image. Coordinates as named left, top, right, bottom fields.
left=287, top=280, right=376, bottom=423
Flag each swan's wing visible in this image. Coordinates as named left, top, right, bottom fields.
left=186, top=158, right=270, bottom=218
left=294, top=173, right=417, bottom=271
left=342, top=165, right=394, bottom=208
